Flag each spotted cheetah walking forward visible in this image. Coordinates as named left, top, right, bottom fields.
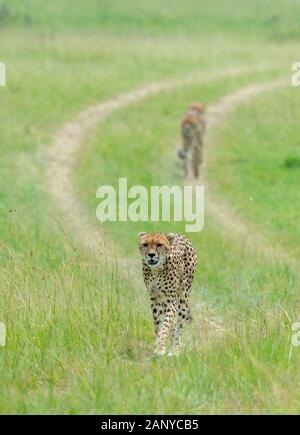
left=178, top=103, right=206, bottom=179
left=138, top=232, right=198, bottom=356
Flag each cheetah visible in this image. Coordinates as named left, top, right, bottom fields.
left=138, top=232, right=198, bottom=356
left=178, top=102, right=206, bottom=179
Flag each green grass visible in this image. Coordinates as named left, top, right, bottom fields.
left=4, top=0, right=300, bottom=41
left=208, top=86, right=300, bottom=258
left=1, top=0, right=300, bottom=414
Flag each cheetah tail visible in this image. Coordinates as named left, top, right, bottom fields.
left=178, top=149, right=186, bottom=160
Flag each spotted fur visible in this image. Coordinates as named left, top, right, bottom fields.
left=138, top=232, right=198, bottom=356
left=178, top=102, right=206, bottom=178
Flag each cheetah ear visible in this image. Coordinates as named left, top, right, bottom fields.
left=166, top=233, right=175, bottom=244
left=138, top=232, right=146, bottom=239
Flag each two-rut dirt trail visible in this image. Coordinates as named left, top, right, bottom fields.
left=204, top=79, right=293, bottom=267
left=45, top=70, right=288, bottom=340
left=45, top=71, right=288, bottom=270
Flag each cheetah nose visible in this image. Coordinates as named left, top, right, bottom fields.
left=148, top=253, right=156, bottom=258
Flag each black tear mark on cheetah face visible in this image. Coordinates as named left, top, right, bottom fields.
left=138, top=232, right=175, bottom=268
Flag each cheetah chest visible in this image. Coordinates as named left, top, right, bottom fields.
left=146, top=273, right=165, bottom=297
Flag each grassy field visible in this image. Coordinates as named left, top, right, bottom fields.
left=209, top=86, right=300, bottom=257
left=1, top=0, right=300, bottom=414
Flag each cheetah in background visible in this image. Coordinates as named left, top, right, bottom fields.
left=138, top=232, right=198, bottom=356
left=178, top=102, right=206, bottom=179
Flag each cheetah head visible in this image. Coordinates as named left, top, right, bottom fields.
left=189, top=102, right=206, bottom=113
left=138, top=232, right=175, bottom=269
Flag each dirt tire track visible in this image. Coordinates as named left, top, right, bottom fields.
left=203, top=78, right=293, bottom=267
left=46, top=67, right=289, bottom=267
left=45, top=72, right=288, bottom=339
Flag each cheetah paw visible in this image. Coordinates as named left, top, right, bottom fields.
left=167, top=349, right=180, bottom=357
left=153, top=349, right=166, bottom=357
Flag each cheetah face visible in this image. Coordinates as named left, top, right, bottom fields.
left=138, top=232, right=174, bottom=269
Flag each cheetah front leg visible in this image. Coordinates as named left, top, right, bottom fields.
left=192, top=146, right=200, bottom=178
left=168, top=289, right=192, bottom=356
left=151, top=301, right=164, bottom=337
left=192, top=132, right=203, bottom=179
left=180, top=135, right=192, bottom=179
left=153, top=300, right=177, bottom=357
left=168, top=320, right=183, bottom=356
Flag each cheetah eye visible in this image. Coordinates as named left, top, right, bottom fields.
left=142, top=243, right=148, bottom=248
left=157, top=243, right=162, bottom=248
